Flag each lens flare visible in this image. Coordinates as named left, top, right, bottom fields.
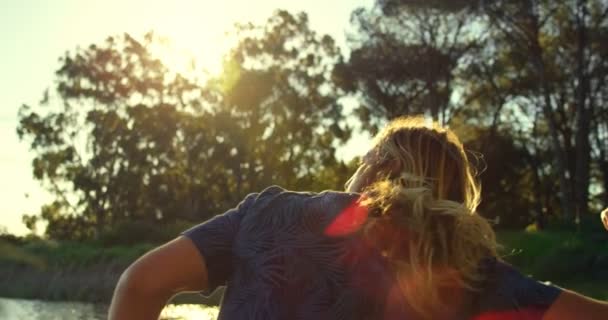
left=324, top=199, right=369, bottom=237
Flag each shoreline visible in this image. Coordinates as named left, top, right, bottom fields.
left=0, top=296, right=220, bottom=320
left=1, top=230, right=607, bottom=304
left=0, top=261, right=224, bottom=305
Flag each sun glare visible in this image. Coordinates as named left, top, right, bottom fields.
left=144, top=2, right=239, bottom=79
left=160, top=303, right=218, bottom=320
left=150, top=33, right=234, bottom=80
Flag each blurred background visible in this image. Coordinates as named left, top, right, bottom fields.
left=1, top=0, right=607, bottom=318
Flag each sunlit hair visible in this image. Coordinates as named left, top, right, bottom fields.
left=360, top=116, right=497, bottom=318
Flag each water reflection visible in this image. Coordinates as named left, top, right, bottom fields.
left=160, top=304, right=218, bottom=320
left=0, top=297, right=217, bottom=320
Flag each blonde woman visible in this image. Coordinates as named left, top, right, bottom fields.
left=109, top=116, right=607, bottom=319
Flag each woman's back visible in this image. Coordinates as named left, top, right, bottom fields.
left=109, top=116, right=607, bottom=319
left=183, top=186, right=561, bottom=320
left=185, top=186, right=389, bottom=319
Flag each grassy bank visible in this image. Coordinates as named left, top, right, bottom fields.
left=497, top=230, right=608, bottom=300
left=1, top=230, right=607, bottom=303
left=0, top=240, right=224, bottom=305
left=0, top=240, right=151, bottom=303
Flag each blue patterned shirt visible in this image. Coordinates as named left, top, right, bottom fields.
left=183, top=186, right=561, bottom=319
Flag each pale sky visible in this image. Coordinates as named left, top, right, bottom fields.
left=0, top=0, right=373, bottom=235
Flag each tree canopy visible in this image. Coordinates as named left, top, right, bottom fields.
left=16, top=3, right=608, bottom=241
left=17, top=11, right=352, bottom=240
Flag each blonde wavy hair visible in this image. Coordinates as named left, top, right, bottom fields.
left=361, top=116, right=497, bottom=318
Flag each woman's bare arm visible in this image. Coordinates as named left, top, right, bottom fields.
left=543, top=290, right=608, bottom=320
left=108, top=236, right=209, bottom=320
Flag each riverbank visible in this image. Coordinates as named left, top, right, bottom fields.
left=496, top=230, right=608, bottom=299
left=0, top=240, right=225, bottom=305
left=0, top=297, right=219, bottom=320
left=1, top=230, right=607, bottom=303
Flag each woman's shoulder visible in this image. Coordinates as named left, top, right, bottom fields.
left=253, top=185, right=360, bottom=207
left=470, top=258, right=562, bottom=318
left=258, top=185, right=359, bottom=196
left=241, top=186, right=363, bottom=233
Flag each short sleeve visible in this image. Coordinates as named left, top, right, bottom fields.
left=473, top=259, right=562, bottom=318
left=182, top=192, right=258, bottom=294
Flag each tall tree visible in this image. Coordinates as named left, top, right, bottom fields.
left=17, top=11, right=349, bottom=240
left=208, top=10, right=350, bottom=192
left=338, top=0, right=608, bottom=227
left=18, top=32, right=203, bottom=239
left=334, top=0, right=481, bottom=132
left=478, top=0, right=608, bottom=221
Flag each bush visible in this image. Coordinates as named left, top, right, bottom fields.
left=497, top=230, right=608, bottom=281
left=97, top=220, right=196, bottom=246
left=0, top=233, right=26, bottom=246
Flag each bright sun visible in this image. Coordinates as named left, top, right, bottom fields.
left=143, top=2, right=239, bottom=79
left=150, top=32, right=234, bottom=79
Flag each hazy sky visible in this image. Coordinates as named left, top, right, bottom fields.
left=1, top=0, right=373, bottom=235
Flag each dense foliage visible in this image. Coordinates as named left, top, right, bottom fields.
left=16, top=2, right=608, bottom=241
left=17, top=11, right=353, bottom=240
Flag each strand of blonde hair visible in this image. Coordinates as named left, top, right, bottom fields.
left=361, top=116, right=498, bottom=318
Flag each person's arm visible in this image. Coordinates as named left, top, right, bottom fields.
left=108, top=236, right=208, bottom=320
left=543, top=289, right=608, bottom=320
left=601, top=208, right=607, bottom=231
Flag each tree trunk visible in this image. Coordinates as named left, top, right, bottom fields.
left=601, top=160, right=608, bottom=206
left=519, top=1, right=576, bottom=223
left=573, top=0, right=592, bottom=218
left=532, top=47, right=576, bottom=222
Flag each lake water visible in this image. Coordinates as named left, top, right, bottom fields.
left=0, top=297, right=218, bottom=320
